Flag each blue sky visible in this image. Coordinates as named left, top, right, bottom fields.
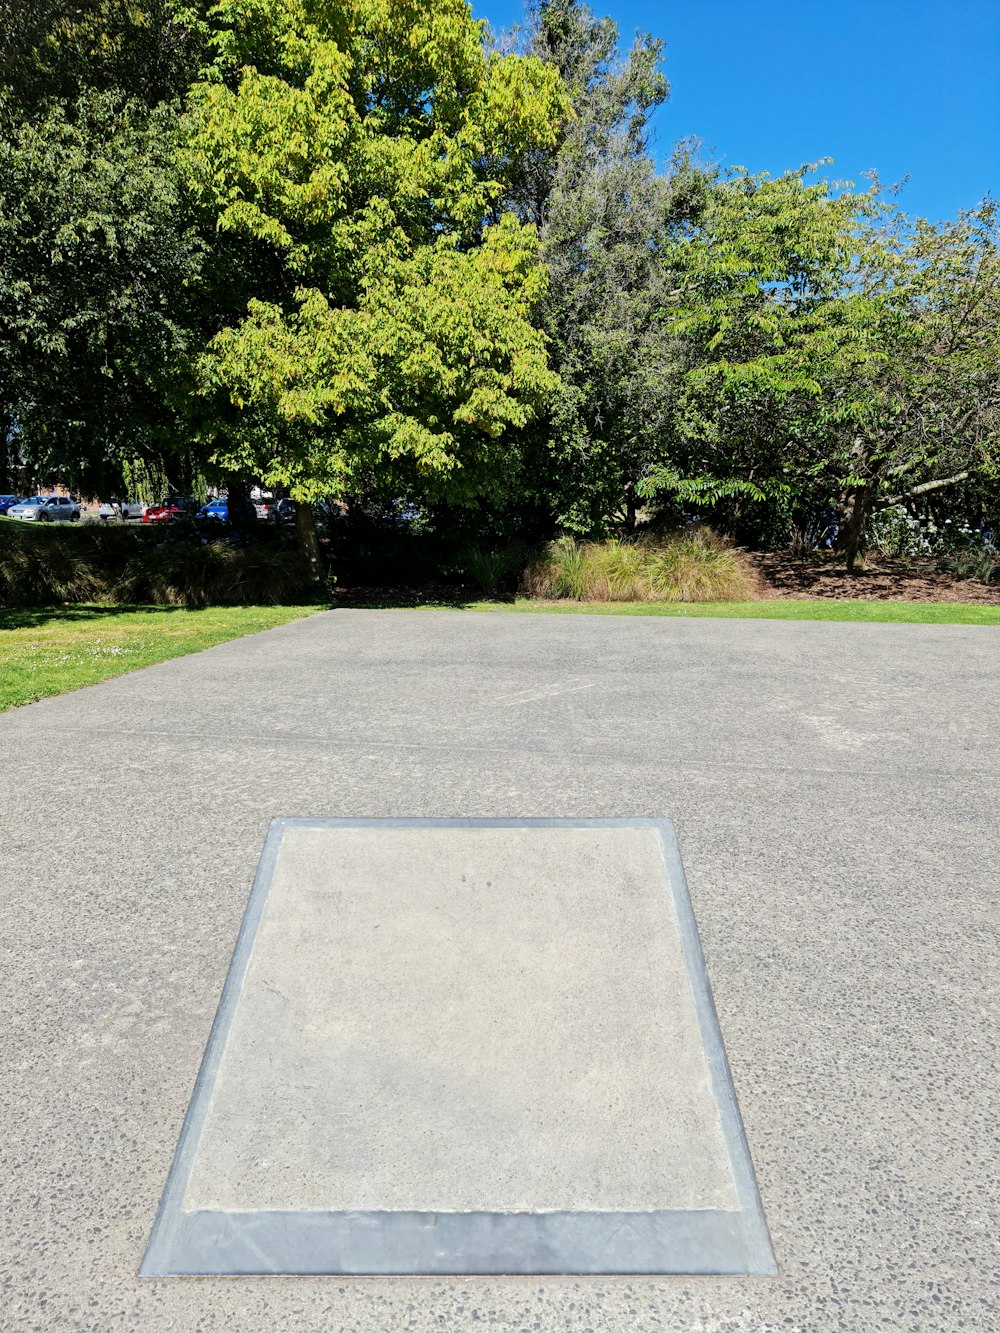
left=473, top=0, right=1000, bottom=222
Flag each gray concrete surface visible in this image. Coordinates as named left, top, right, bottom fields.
left=185, top=823, right=737, bottom=1215
left=0, top=608, right=997, bottom=1330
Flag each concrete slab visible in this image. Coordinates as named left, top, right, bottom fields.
left=142, top=820, right=772, bottom=1275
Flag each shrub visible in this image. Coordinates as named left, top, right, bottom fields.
left=937, top=545, right=999, bottom=583
left=0, top=521, right=102, bottom=606
left=459, top=541, right=531, bottom=596
left=644, top=530, right=763, bottom=601
left=588, top=539, right=650, bottom=601
left=0, top=519, right=316, bottom=608
left=867, top=505, right=932, bottom=557
left=522, top=529, right=762, bottom=602
left=869, top=506, right=1000, bottom=566
left=115, top=538, right=314, bottom=608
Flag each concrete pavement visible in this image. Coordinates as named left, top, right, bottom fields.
left=1, top=608, right=997, bottom=1331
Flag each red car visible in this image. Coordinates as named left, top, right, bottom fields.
left=143, top=498, right=192, bottom=524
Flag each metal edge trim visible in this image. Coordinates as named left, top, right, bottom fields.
left=140, top=817, right=287, bottom=1275
left=655, top=820, right=777, bottom=1275
left=145, top=1206, right=759, bottom=1277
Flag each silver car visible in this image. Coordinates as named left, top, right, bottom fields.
left=96, top=499, right=148, bottom=521
left=8, top=495, right=80, bottom=522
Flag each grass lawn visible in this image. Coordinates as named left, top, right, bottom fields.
left=0, top=603, right=321, bottom=711
left=442, top=597, right=1000, bottom=626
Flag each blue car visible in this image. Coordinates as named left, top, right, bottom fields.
left=196, top=498, right=259, bottom=526
left=0, top=494, right=22, bottom=515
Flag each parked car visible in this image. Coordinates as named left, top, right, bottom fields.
left=95, top=500, right=143, bottom=522
left=0, top=494, right=22, bottom=515
left=274, top=497, right=330, bottom=522
left=8, top=495, right=80, bottom=522
left=253, top=498, right=276, bottom=520
left=228, top=497, right=259, bottom=527
left=7, top=497, right=46, bottom=521
left=143, top=497, right=193, bottom=524
left=194, top=498, right=259, bottom=525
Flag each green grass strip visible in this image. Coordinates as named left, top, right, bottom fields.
left=432, top=597, right=1000, bottom=626
left=0, top=603, right=321, bottom=711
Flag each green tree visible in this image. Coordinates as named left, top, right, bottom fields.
left=641, top=166, right=1000, bottom=567
left=179, top=0, right=567, bottom=570
left=0, top=90, right=204, bottom=495
left=641, top=164, right=879, bottom=544
left=503, top=0, right=676, bottom=536
left=0, top=0, right=204, bottom=495
left=0, top=0, right=199, bottom=110
left=830, top=201, right=1000, bottom=567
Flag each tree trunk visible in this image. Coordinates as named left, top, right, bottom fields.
left=295, top=501, right=323, bottom=587
left=226, top=473, right=254, bottom=539
left=837, top=481, right=878, bottom=573
left=836, top=439, right=879, bottom=573
left=0, top=412, right=12, bottom=492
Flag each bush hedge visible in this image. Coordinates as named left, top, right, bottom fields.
left=0, top=519, right=315, bottom=609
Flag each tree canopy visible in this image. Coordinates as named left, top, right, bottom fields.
left=182, top=0, right=566, bottom=511
left=1, top=0, right=996, bottom=570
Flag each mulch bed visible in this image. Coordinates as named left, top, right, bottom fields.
left=751, top=551, right=1000, bottom=604
left=330, top=583, right=474, bottom=608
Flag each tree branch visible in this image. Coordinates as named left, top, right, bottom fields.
left=877, top=471, right=969, bottom=509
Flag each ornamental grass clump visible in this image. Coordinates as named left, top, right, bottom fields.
left=644, top=530, right=762, bottom=601
left=522, top=529, right=761, bottom=602
left=460, top=541, right=532, bottom=596
left=0, top=521, right=102, bottom=606
left=115, top=540, right=313, bottom=609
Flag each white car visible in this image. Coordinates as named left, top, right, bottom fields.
left=8, top=495, right=80, bottom=522
left=96, top=500, right=147, bottom=521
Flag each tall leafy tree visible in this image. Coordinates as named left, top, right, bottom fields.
left=0, top=0, right=198, bottom=109
left=648, top=167, right=1000, bottom=566
left=0, top=0, right=203, bottom=495
left=829, top=201, right=1000, bottom=567
left=0, top=92, right=204, bottom=495
left=179, top=0, right=567, bottom=568
left=500, top=0, right=676, bottom=536
left=641, top=165, right=884, bottom=546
